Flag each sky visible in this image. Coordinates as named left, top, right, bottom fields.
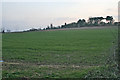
left=1, top=0, right=119, bottom=32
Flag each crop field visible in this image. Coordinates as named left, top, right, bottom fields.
left=2, top=27, right=118, bottom=78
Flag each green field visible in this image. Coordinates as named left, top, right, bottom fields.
left=2, top=27, right=118, bottom=78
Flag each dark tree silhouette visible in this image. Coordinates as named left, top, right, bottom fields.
left=46, top=26, right=50, bottom=30
left=65, top=23, right=67, bottom=26
left=2, top=30, right=5, bottom=33
left=50, top=24, right=53, bottom=29
left=106, top=16, right=113, bottom=24
left=88, top=17, right=104, bottom=26
left=77, top=19, right=86, bottom=27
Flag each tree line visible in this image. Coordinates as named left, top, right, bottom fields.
left=2, top=16, right=119, bottom=33
left=45, top=16, right=119, bottom=30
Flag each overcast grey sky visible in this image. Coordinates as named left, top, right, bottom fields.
left=1, top=0, right=119, bottom=31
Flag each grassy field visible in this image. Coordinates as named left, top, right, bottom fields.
left=2, top=27, right=118, bottom=78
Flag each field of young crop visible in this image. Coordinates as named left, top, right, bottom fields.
left=2, top=27, right=118, bottom=78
